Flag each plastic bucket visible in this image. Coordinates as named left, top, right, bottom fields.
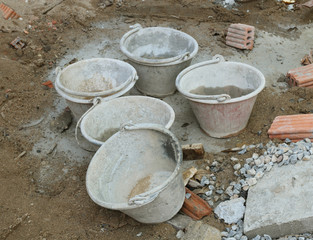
left=80, top=96, right=175, bottom=147
left=176, top=55, right=265, bottom=138
left=120, top=24, right=198, bottom=97
left=55, top=58, right=137, bottom=120
left=86, top=124, right=185, bottom=224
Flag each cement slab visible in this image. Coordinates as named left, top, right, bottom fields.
left=244, top=160, right=313, bottom=238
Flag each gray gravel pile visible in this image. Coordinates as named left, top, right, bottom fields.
left=216, top=138, right=313, bottom=240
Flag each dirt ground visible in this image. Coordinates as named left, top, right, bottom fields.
left=1, top=0, right=313, bottom=239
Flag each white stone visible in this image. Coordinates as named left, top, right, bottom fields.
left=214, top=197, right=245, bottom=224
left=303, top=155, right=310, bottom=161
left=264, top=156, right=271, bottom=164
left=255, top=171, right=264, bottom=180
left=176, top=230, right=185, bottom=239
left=271, top=155, right=277, bottom=163
left=231, top=157, right=239, bottom=161
left=234, top=163, right=241, bottom=170
left=252, top=153, right=259, bottom=159
left=247, top=168, right=256, bottom=176
left=247, top=178, right=257, bottom=186
left=244, top=161, right=313, bottom=238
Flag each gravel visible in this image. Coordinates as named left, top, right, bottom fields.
left=219, top=139, right=313, bottom=240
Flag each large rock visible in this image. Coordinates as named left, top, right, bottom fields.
left=182, top=221, right=221, bottom=240
left=244, top=161, right=313, bottom=238
left=214, top=197, right=245, bottom=224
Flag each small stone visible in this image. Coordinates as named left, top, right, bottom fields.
left=242, top=185, right=249, bottom=191
left=221, top=231, right=228, bottom=237
left=136, top=232, right=142, bottom=237
left=285, top=138, right=292, bottom=143
left=255, top=171, right=264, bottom=179
left=231, top=157, right=239, bottom=161
left=186, top=193, right=191, bottom=199
left=304, top=138, right=311, bottom=143
left=297, top=153, right=304, bottom=160
left=234, top=163, right=241, bottom=171
left=298, top=237, right=305, bottom=240
left=277, top=155, right=283, bottom=163
left=252, top=153, right=259, bottom=159
left=263, top=234, right=272, bottom=240
left=205, top=190, right=213, bottom=196
left=240, top=236, right=248, bottom=240
left=216, top=189, right=224, bottom=194
left=252, top=235, right=261, bottom=240
left=247, top=177, right=257, bottom=186
left=247, top=168, right=256, bottom=176
left=271, top=155, right=277, bottom=163
left=214, top=197, right=245, bottom=224
left=238, top=148, right=247, bottom=155
left=176, top=230, right=184, bottom=239
left=246, top=158, right=253, bottom=164
left=303, top=155, right=311, bottom=161
left=226, top=186, right=234, bottom=196
left=265, top=164, right=272, bottom=172
left=264, top=156, right=271, bottom=164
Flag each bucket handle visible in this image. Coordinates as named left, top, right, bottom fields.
left=120, top=24, right=192, bottom=66
left=176, top=54, right=231, bottom=102
left=74, top=97, right=102, bottom=152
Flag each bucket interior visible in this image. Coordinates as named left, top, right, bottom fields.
left=59, top=59, right=133, bottom=93
left=87, top=129, right=178, bottom=205
left=179, top=62, right=264, bottom=100
left=81, top=97, right=174, bottom=144
left=123, top=28, right=197, bottom=60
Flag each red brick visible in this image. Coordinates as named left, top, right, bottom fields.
left=287, top=64, right=313, bottom=87
left=226, top=23, right=255, bottom=50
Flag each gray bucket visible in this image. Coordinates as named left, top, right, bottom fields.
left=86, top=124, right=185, bottom=224
left=80, top=96, right=175, bottom=147
left=120, top=24, right=198, bottom=97
left=55, top=58, right=137, bottom=120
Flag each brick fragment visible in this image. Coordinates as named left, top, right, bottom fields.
left=182, top=143, right=204, bottom=160
left=287, top=64, right=313, bottom=87
left=226, top=23, right=255, bottom=50
left=10, top=37, right=25, bottom=49
left=0, top=3, right=20, bottom=20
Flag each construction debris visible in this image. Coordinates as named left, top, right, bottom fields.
left=268, top=114, right=313, bottom=142
left=301, top=50, right=313, bottom=65
left=303, top=0, right=313, bottom=8
left=10, top=37, right=25, bottom=49
left=182, top=143, right=204, bottom=160
left=181, top=188, right=212, bottom=220
left=226, top=23, right=255, bottom=50
left=287, top=64, right=313, bottom=87
left=0, top=3, right=20, bottom=20
left=183, top=167, right=198, bottom=186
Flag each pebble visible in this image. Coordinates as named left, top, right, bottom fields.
left=231, top=157, right=239, bottom=161
left=247, top=168, right=256, bottom=176
left=255, top=171, right=264, bottom=180
left=247, top=177, right=257, bottom=186
left=176, top=230, right=184, bottom=239
left=303, top=155, right=311, bottom=161
left=234, top=163, right=241, bottom=170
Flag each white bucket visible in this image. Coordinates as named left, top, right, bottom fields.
left=80, top=96, right=175, bottom=147
left=176, top=55, right=265, bottom=138
left=55, top=58, right=137, bottom=120
left=120, top=24, right=198, bottom=97
left=86, top=124, right=185, bottom=224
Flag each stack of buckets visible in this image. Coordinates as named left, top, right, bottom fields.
left=54, top=24, right=265, bottom=224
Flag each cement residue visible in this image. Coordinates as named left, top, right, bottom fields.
left=128, top=171, right=172, bottom=200
left=79, top=73, right=115, bottom=92
left=190, top=85, right=254, bottom=98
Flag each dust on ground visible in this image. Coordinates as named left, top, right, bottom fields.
left=1, top=0, right=313, bottom=239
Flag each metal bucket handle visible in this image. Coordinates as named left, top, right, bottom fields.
left=123, top=123, right=183, bottom=206
left=120, top=24, right=192, bottom=66
left=176, top=54, right=231, bottom=102
left=74, top=97, right=102, bottom=152
left=55, top=59, right=138, bottom=97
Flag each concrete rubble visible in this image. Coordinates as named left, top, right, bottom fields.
left=214, top=197, right=245, bottom=224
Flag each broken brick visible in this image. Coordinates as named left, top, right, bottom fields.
left=181, top=188, right=212, bottom=220
left=10, top=37, right=25, bottom=49
left=182, top=143, right=205, bottom=160
left=0, top=3, right=20, bottom=20
left=226, top=23, right=255, bottom=50
left=287, top=64, right=313, bottom=87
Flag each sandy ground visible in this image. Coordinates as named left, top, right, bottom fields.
left=1, top=0, right=313, bottom=239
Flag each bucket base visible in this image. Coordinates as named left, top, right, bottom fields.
left=200, top=125, right=246, bottom=139
left=135, top=85, right=176, bottom=98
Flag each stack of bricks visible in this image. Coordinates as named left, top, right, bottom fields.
left=226, top=23, right=255, bottom=50
left=0, top=3, right=20, bottom=20
left=287, top=64, right=313, bottom=88
left=268, top=114, right=313, bottom=142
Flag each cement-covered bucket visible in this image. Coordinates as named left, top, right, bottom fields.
left=120, top=24, right=198, bottom=97
left=86, top=124, right=185, bottom=224
left=176, top=55, right=265, bottom=138
left=55, top=58, right=137, bottom=120
left=80, top=96, right=175, bottom=147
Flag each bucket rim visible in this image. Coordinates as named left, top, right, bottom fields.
left=80, top=96, right=176, bottom=146
left=120, top=26, right=199, bottom=66
left=176, top=60, right=266, bottom=104
left=54, top=75, right=137, bottom=104
left=85, top=123, right=183, bottom=210
left=56, top=58, right=137, bottom=97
